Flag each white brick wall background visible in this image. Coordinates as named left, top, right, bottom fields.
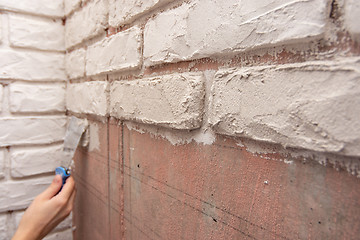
left=0, top=2, right=72, bottom=239
left=0, top=0, right=360, bottom=239
left=64, top=0, right=360, bottom=158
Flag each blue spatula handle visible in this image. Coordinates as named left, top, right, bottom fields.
left=55, top=166, right=71, bottom=187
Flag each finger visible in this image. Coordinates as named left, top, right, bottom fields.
left=67, top=187, right=76, bottom=211
left=40, top=175, right=63, bottom=199
left=57, top=176, right=75, bottom=200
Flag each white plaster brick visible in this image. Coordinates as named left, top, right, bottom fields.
left=0, top=214, right=7, bottom=239
left=209, top=58, right=360, bottom=156
left=67, top=81, right=108, bottom=115
left=9, top=15, right=65, bottom=51
left=0, top=50, right=66, bottom=81
left=66, top=48, right=85, bottom=79
left=10, top=144, right=64, bottom=178
left=0, top=16, right=2, bottom=44
left=0, top=149, right=4, bottom=179
left=65, top=0, right=108, bottom=48
left=0, top=0, right=64, bottom=18
left=86, top=26, right=141, bottom=76
left=0, top=117, right=66, bottom=147
left=0, top=84, right=3, bottom=112
left=65, top=0, right=82, bottom=15
left=110, top=73, right=204, bottom=129
left=0, top=176, right=53, bottom=212
left=345, top=0, right=360, bottom=40
left=144, top=0, right=327, bottom=66
left=9, top=83, right=65, bottom=113
left=109, top=0, right=173, bottom=26
left=44, top=229, right=73, bottom=240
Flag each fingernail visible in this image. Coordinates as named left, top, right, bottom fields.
left=54, top=175, right=60, bottom=184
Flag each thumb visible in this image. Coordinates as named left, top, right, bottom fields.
left=40, top=175, right=63, bottom=199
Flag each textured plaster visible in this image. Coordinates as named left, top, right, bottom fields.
left=210, top=58, right=360, bottom=156
left=64, top=0, right=81, bottom=15
left=344, top=0, right=360, bottom=40
left=9, top=15, right=64, bottom=51
left=65, top=0, right=108, bottom=48
left=0, top=214, right=7, bottom=239
left=66, top=81, right=108, bottom=116
left=0, top=117, right=66, bottom=146
left=10, top=144, right=64, bottom=178
left=109, top=0, right=173, bottom=26
left=65, top=48, right=86, bottom=79
left=0, top=0, right=64, bottom=17
left=110, top=73, right=205, bottom=129
left=0, top=84, right=3, bottom=112
left=9, top=83, right=65, bottom=113
left=144, top=0, right=327, bottom=66
left=0, top=149, right=4, bottom=179
left=0, top=50, right=66, bottom=81
left=86, top=26, right=142, bottom=76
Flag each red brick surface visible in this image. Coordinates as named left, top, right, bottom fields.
left=74, top=120, right=360, bottom=240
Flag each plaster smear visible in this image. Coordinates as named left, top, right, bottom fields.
left=210, top=58, right=360, bottom=157
left=144, top=0, right=327, bottom=65
left=89, top=122, right=100, bottom=152
left=125, top=121, right=216, bottom=146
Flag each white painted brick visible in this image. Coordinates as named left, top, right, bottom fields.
left=109, top=0, right=172, bottom=26
left=110, top=73, right=204, bottom=129
left=0, top=50, right=66, bottom=81
left=0, top=117, right=66, bottom=147
left=9, top=15, right=65, bottom=51
left=65, top=0, right=108, bottom=48
left=65, top=0, right=82, bottom=15
left=66, top=48, right=85, bottom=79
left=209, top=58, right=360, bottom=156
left=345, top=0, right=360, bottom=40
left=0, top=0, right=64, bottom=18
left=0, top=84, right=3, bottom=112
left=9, top=83, right=65, bottom=113
left=0, top=149, right=4, bottom=179
left=86, top=26, right=141, bottom=76
left=67, top=81, right=108, bottom=115
left=10, top=144, right=64, bottom=178
left=44, top=229, right=73, bottom=240
left=144, top=0, right=327, bottom=66
left=0, top=15, right=2, bottom=44
left=0, top=214, right=7, bottom=239
left=0, top=176, right=53, bottom=212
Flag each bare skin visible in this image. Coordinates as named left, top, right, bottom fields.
left=12, top=175, right=76, bottom=240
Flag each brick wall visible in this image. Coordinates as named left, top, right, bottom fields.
left=65, top=0, right=360, bottom=239
left=0, top=1, right=72, bottom=239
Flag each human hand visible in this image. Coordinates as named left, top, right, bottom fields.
left=12, top=175, right=76, bottom=240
